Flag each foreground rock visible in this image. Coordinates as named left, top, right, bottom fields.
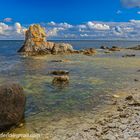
left=0, top=83, right=26, bottom=131
left=18, top=24, right=74, bottom=55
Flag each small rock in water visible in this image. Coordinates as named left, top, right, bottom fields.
left=109, top=46, right=121, bottom=51
left=125, top=95, right=134, bottom=101
left=50, top=60, right=63, bottom=63
left=122, top=54, right=136, bottom=57
left=134, top=79, right=139, bottom=82
left=52, top=75, right=69, bottom=86
left=83, top=48, right=97, bottom=56
left=100, top=46, right=109, bottom=49
left=50, top=70, right=69, bottom=75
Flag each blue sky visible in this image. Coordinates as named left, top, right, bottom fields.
left=0, top=0, right=140, bottom=39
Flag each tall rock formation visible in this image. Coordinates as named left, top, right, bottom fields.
left=18, top=24, right=74, bottom=55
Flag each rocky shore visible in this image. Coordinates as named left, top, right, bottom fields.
left=78, top=92, right=140, bottom=140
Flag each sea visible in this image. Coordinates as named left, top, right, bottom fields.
left=0, top=40, right=140, bottom=137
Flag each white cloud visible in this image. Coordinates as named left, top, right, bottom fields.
left=59, top=22, right=73, bottom=29
left=0, top=22, right=11, bottom=35
left=45, top=20, right=139, bottom=40
left=137, top=11, right=140, bottom=14
left=1, top=20, right=140, bottom=40
left=0, top=22, right=27, bottom=39
left=3, top=18, right=13, bottom=22
left=121, top=0, right=140, bottom=8
left=47, top=21, right=73, bottom=29
left=87, top=21, right=110, bottom=30
left=15, top=22, right=22, bottom=34
left=47, top=21, right=56, bottom=26
left=116, top=10, right=122, bottom=14
left=130, top=19, right=140, bottom=23
left=47, top=27, right=64, bottom=37
left=14, top=22, right=27, bottom=34
left=80, top=34, right=88, bottom=37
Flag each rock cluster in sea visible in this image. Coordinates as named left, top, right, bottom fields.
left=18, top=24, right=97, bottom=56
left=18, top=24, right=74, bottom=55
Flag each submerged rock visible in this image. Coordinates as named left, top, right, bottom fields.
left=122, top=54, right=136, bottom=57
left=52, top=75, right=69, bottom=86
left=109, top=46, right=121, bottom=51
left=50, top=70, right=69, bottom=75
left=100, top=46, right=109, bottom=50
left=18, top=24, right=74, bottom=55
left=0, top=83, right=26, bottom=131
left=82, top=48, right=97, bottom=55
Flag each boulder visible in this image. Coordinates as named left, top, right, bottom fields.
left=0, top=83, right=26, bottom=131
left=18, top=24, right=74, bottom=55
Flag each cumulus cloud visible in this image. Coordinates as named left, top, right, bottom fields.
left=121, top=0, right=140, bottom=8
left=0, top=20, right=140, bottom=40
left=0, top=22, right=27, bottom=39
left=87, top=22, right=110, bottom=30
left=43, top=20, right=139, bottom=40
left=130, top=19, right=140, bottom=23
left=0, top=22, right=11, bottom=35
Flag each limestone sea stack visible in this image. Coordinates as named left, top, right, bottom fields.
left=18, top=24, right=74, bottom=55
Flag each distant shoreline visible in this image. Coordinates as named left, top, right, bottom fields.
left=0, top=39, right=140, bottom=41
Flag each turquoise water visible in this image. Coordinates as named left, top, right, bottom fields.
left=0, top=40, right=140, bottom=138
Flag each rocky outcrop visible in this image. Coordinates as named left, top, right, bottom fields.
left=127, top=45, right=140, bottom=50
left=18, top=24, right=74, bottom=55
left=0, top=83, right=26, bottom=131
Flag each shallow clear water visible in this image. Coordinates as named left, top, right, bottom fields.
left=0, top=40, right=140, bottom=137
